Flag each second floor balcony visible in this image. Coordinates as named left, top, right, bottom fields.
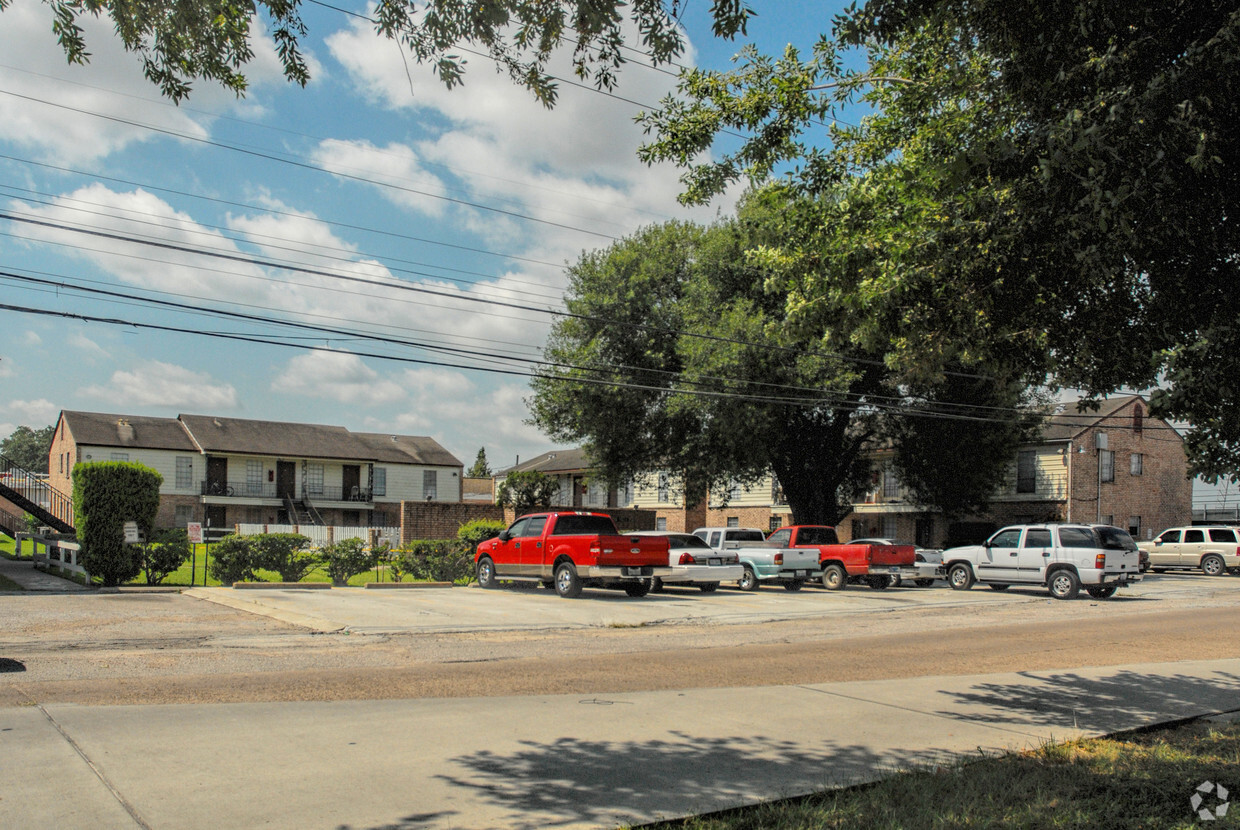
left=200, top=481, right=373, bottom=503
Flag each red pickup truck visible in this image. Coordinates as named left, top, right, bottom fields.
left=475, top=511, right=672, bottom=598
left=766, top=525, right=918, bottom=590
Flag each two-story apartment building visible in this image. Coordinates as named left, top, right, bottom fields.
left=48, top=411, right=463, bottom=531
left=517, top=396, right=1190, bottom=545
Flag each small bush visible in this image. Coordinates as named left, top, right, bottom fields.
left=395, top=540, right=476, bottom=584
left=457, top=519, right=505, bottom=551
left=251, top=533, right=317, bottom=582
left=142, top=528, right=192, bottom=585
left=208, top=535, right=262, bottom=585
left=321, top=537, right=376, bottom=585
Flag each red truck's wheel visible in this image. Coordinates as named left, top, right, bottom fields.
left=820, top=564, right=847, bottom=591
left=624, top=580, right=651, bottom=597
left=477, top=557, right=498, bottom=589
left=783, top=579, right=805, bottom=591
left=867, top=575, right=891, bottom=590
left=554, top=562, right=583, bottom=598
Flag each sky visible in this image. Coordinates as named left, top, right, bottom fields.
left=0, top=0, right=1233, bottom=509
left=0, top=1, right=833, bottom=467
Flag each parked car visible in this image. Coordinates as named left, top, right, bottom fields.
left=942, top=523, right=1143, bottom=600
left=766, top=526, right=918, bottom=590
left=631, top=531, right=743, bottom=592
left=692, top=527, right=819, bottom=590
left=1137, top=526, right=1240, bottom=576
left=849, top=538, right=943, bottom=586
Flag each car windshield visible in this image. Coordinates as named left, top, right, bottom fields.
left=1095, top=526, right=1138, bottom=551
left=550, top=515, right=619, bottom=535
left=669, top=535, right=710, bottom=549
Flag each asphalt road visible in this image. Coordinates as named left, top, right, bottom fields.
left=3, top=573, right=1238, bottom=707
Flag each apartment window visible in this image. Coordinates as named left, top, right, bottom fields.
left=372, top=467, right=387, bottom=497
left=1016, top=450, right=1037, bottom=494
left=726, top=517, right=739, bottom=528
left=175, top=457, right=193, bottom=489
left=306, top=463, right=324, bottom=496
left=174, top=504, right=194, bottom=526
left=246, top=460, right=263, bottom=494
left=882, top=516, right=899, bottom=538
left=882, top=467, right=899, bottom=500
left=1100, top=450, right=1115, bottom=483
left=111, top=452, right=129, bottom=462
left=769, top=516, right=782, bottom=532
left=59, top=453, right=63, bottom=474
left=728, top=479, right=742, bottom=501
left=1133, top=404, right=1143, bottom=435
left=657, top=472, right=669, bottom=503
left=1128, top=516, right=1141, bottom=538
left=1130, top=453, right=1143, bottom=476
left=656, top=517, right=667, bottom=531
left=423, top=469, right=438, bottom=500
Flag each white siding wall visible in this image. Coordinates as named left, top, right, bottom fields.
left=79, top=445, right=199, bottom=496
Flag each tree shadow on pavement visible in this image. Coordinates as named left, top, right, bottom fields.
left=936, top=668, right=1240, bottom=734
left=428, top=731, right=950, bottom=830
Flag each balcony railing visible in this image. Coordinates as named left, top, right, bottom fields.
left=200, top=481, right=372, bottom=502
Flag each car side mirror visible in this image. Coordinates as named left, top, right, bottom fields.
left=498, top=530, right=511, bottom=542
left=1153, top=539, right=1162, bottom=546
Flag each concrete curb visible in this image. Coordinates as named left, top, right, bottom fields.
left=232, top=582, right=331, bottom=590
left=364, top=581, right=454, bottom=589
left=106, top=586, right=183, bottom=594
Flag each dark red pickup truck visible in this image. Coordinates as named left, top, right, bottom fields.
left=475, top=511, right=672, bottom=598
left=766, top=525, right=918, bottom=590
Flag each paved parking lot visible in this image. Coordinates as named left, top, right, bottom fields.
left=187, top=571, right=1240, bottom=635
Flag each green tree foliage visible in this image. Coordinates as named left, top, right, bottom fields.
left=1, top=424, right=54, bottom=472
left=321, top=537, right=376, bottom=585
left=393, top=540, right=476, bottom=584
left=141, top=528, right=192, bottom=585
left=528, top=195, right=1038, bottom=524
left=496, top=470, right=559, bottom=513
left=466, top=448, right=492, bottom=478
left=457, top=519, right=506, bottom=551
left=250, top=533, right=317, bottom=582
left=207, top=535, right=262, bottom=585
left=8, top=0, right=751, bottom=105
left=638, top=1, right=1240, bottom=478
left=71, top=461, right=162, bottom=587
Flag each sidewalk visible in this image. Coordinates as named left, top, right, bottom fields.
left=0, top=554, right=90, bottom=591
left=4, top=658, right=1240, bottom=829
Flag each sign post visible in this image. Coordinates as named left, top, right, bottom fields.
left=187, top=522, right=202, bottom=585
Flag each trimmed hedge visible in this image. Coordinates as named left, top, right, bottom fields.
left=72, top=461, right=162, bottom=587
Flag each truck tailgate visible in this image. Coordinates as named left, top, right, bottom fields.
left=867, top=544, right=917, bottom=567
left=593, top=535, right=671, bottom=567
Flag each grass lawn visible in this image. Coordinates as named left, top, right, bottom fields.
left=641, top=719, right=1240, bottom=829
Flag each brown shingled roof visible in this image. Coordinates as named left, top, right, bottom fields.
left=178, top=414, right=375, bottom=460
left=352, top=433, right=462, bottom=467
left=60, top=411, right=196, bottom=451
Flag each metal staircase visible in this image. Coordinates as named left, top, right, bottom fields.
left=0, top=455, right=74, bottom=534
left=282, top=495, right=322, bottom=526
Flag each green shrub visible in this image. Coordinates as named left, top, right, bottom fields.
left=142, top=528, right=192, bottom=585
left=457, top=519, right=505, bottom=551
left=396, top=539, right=476, bottom=584
left=251, top=533, right=317, bottom=582
left=321, top=537, right=375, bottom=585
left=208, top=535, right=262, bottom=584
left=72, top=461, right=162, bottom=587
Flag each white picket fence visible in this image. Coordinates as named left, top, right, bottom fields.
left=235, top=524, right=400, bottom=548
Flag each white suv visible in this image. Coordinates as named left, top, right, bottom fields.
left=943, top=523, right=1143, bottom=600
left=1137, top=526, right=1240, bottom=576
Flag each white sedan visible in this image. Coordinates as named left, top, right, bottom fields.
left=631, top=531, right=744, bottom=592
left=850, top=538, right=944, bottom=586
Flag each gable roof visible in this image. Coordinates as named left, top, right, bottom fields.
left=352, top=433, right=462, bottom=467
left=60, top=411, right=197, bottom=452
left=503, top=448, right=592, bottom=475
left=1038, top=395, right=1167, bottom=443
left=178, top=414, right=376, bottom=460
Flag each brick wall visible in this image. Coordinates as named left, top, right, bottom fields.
left=401, top=501, right=505, bottom=543
left=155, top=495, right=200, bottom=528
left=704, top=506, right=793, bottom=534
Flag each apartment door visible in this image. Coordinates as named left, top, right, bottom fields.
left=342, top=465, right=361, bottom=500
left=276, top=461, right=297, bottom=500
left=205, top=456, right=227, bottom=495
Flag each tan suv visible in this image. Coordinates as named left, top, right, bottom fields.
left=1138, top=526, right=1240, bottom=576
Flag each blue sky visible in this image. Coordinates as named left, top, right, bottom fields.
left=0, top=1, right=1234, bottom=509
left=1, top=1, right=838, bottom=467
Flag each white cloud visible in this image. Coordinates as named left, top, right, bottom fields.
left=309, top=140, right=449, bottom=217
left=4, top=398, right=59, bottom=426
left=69, top=333, right=109, bottom=359
left=272, top=352, right=407, bottom=405
left=20, top=331, right=43, bottom=346
left=0, top=2, right=316, bottom=163
left=85, top=361, right=237, bottom=409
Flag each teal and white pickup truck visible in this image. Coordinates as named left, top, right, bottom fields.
left=691, top=526, right=820, bottom=591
